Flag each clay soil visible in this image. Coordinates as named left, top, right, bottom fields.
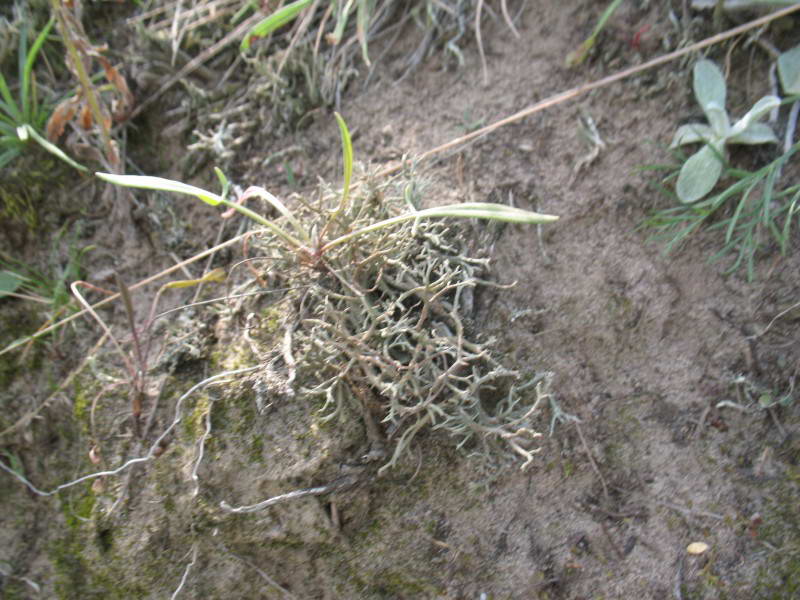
left=1, top=1, right=800, bottom=599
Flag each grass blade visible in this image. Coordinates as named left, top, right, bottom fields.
left=335, top=111, right=353, bottom=211
left=96, top=173, right=223, bottom=205
left=0, top=71, right=22, bottom=124
left=21, top=124, right=87, bottom=171
left=240, top=0, right=314, bottom=52
left=356, top=0, right=371, bottom=66
left=21, top=17, right=55, bottom=125
left=96, top=173, right=307, bottom=251
left=322, top=202, right=558, bottom=252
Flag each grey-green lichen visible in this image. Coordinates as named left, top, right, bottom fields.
left=247, top=163, right=552, bottom=472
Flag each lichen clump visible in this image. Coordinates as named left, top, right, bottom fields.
left=250, top=165, right=552, bottom=471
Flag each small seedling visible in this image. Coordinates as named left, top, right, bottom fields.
left=646, top=48, right=800, bottom=280
left=565, top=0, right=624, bottom=67
left=670, top=59, right=780, bottom=203
left=98, top=114, right=558, bottom=268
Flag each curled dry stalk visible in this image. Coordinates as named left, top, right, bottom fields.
left=68, top=268, right=226, bottom=437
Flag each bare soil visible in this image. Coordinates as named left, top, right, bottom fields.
left=1, top=2, right=799, bottom=599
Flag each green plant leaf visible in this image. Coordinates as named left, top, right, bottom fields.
left=0, top=271, right=23, bottom=297
left=240, top=0, right=314, bottom=52
left=21, top=16, right=55, bottom=124
left=777, top=43, right=800, bottom=95
left=214, top=166, right=230, bottom=199
left=676, top=144, right=725, bottom=203
left=96, top=173, right=223, bottom=205
left=671, top=123, right=715, bottom=147
left=704, top=103, right=730, bottom=137
left=323, top=203, right=559, bottom=252
left=729, top=95, right=780, bottom=137
left=329, top=0, right=355, bottom=45
left=334, top=111, right=353, bottom=211
left=694, top=59, right=727, bottom=115
left=0, top=147, right=21, bottom=170
left=0, top=71, right=22, bottom=124
left=237, top=185, right=310, bottom=244
left=565, top=0, right=624, bottom=67
left=728, top=122, right=779, bottom=145
left=19, top=124, right=87, bottom=171
left=97, top=173, right=308, bottom=250
left=356, top=0, right=372, bottom=65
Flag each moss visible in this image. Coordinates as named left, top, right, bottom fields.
left=208, top=336, right=257, bottom=373
left=260, top=305, right=284, bottom=335
left=48, top=483, right=161, bottom=597
left=49, top=534, right=90, bottom=599
left=71, top=381, right=91, bottom=436
left=49, top=528, right=147, bottom=599
left=367, top=569, right=443, bottom=597
left=751, top=465, right=800, bottom=598
left=60, top=485, right=96, bottom=530
left=182, top=393, right=212, bottom=442
left=249, top=434, right=264, bottom=463
left=0, top=179, right=39, bottom=230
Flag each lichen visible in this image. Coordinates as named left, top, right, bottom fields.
left=245, top=165, right=552, bottom=472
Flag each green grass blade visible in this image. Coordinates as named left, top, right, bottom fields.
left=96, top=173, right=307, bottom=250
left=96, top=173, right=224, bottom=205
left=237, top=185, right=310, bottom=243
left=22, top=124, right=87, bottom=171
left=330, top=0, right=355, bottom=45
left=781, top=189, right=800, bottom=253
left=0, top=118, right=17, bottom=134
left=724, top=180, right=757, bottom=244
left=322, top=202, right=558, bottom=253
left=335, top=111, right=353, bottom=211
left=240, top=0, right=313, bottom=52
left=213, top=166, right=231, bottom=200
left=356, top=0, right=371, bottom=65
left=0, top=147, right=21, bottom=170
left=566, top=0, right=624, bottom=67
left=0, top=71, right=22, bottom=123
left=21, top=16, right=55, bottom=124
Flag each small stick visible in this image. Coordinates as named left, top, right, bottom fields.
left=215, top=541, right=298, bottom=599
left=598, top=519, right=624, bottom=560
left=575, top=421, right=609, bottom=500
left=654, top=499, right=724, bottom=521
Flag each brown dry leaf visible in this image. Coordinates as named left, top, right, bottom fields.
left=79, top=103, right=93, bottom=130
left=98, top=57, right=134, bottom=119
left=46, top=96, right=80, bottom=141
left=106, top=139, right=121, bottom=170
